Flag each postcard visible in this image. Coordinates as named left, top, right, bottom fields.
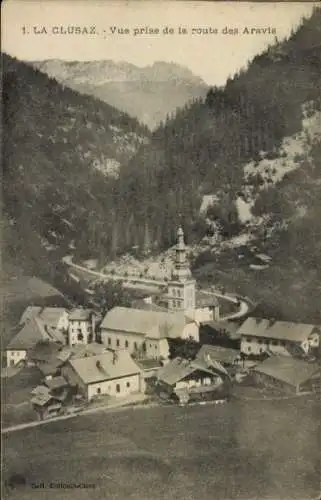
left=2, top=1, right=320, bottom=499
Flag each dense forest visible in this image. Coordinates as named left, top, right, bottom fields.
left=2, top=6, right=321, bottom=299
left=112, top=7, right=321, bottom=255
left=2, top=54, right=150, bottom=275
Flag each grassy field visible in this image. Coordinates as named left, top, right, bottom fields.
left=3, top=397, right=320, bottom=500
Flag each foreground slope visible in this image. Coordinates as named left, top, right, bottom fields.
left=3, top=399, right=320, bottom=500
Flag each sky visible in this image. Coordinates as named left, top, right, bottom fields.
left=2, top=1, right=317, bottom=85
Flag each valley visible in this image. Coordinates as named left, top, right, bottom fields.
left=2, top=7, right=321, bottom=340
left=2, top=7, right=321, bottom=500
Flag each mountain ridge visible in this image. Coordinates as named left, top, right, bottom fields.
left=30, top=59, right=209, bottom=129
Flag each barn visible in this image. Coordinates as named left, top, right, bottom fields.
left=252, top=356, right=321, bottom=395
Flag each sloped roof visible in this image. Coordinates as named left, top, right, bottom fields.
left=196, top=345, right=239, bottom=365
left=6, top=316, right=51, bottom=350
left=157, top=357, right=216, bottom=386
left=253, top=356, right=320, bottom=387
left=238, top=317, right=320, bottom=342
left=69, top=308, right=93, bottom=321
left=136, top=359, right=163, bottom=371
left=101, top=307, right=194, bottom=340
left=237, top=317, right=271, bottom=338
left=29, top=341, right=63, bottom=362
left=45, top=376, right=68, bottom=390
left=19, top=306, right=42, bottom=325
left=31, top=394, right=53, bottom=407
left=38, top=307, right=68, bottom=327
left=31, top=385, right=51, bottom=397
left=68, top=349, right=141, bottom=385
left=268, top=322, right=319, bottom=342
left=63, top=343, right=108, bottom=360
left=44, top=325, right=65, bottom=344
left=195, top=290, right=219, bottom=308
left=130, top=299, right=169, bottom=313
left=37, top=360, right=65, bottom=376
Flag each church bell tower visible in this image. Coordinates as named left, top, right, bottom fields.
left=167, top=226, right=196, bottom=313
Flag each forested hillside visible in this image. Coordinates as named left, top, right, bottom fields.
left=3, top=8, right=321, bottom=325
left=2, top=54, right=150, bottom=275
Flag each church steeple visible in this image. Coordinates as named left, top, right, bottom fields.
left=167, top=226, right=196, bottom=313
left=172, top=226, right=192, bottom=281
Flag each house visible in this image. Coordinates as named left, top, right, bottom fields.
left=5, top=316, right=64, bottom=367
left=238, top=317, right=321, bottom=357
left=33, top=342, right=109, bottom=381
left=32, top=342, right=109, bottom=380
left=43, top=376, right=71, bottom=403
left=62, top=349, right=144, bottom=401
left=252, top=356, right=321, bottom=394
left=29, top=341, right=63, bottom=367
left=19, top=306, right=69, bottom=343
left=30, top=385, right=63, bottom=420
left=101, top=307, right=199, bottom=360
left=156, top=356, right=227, bottom=404
left=68, top=308, right=97, bottom=346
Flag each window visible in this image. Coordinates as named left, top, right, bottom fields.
left=248, top=347, right=252, bottom=352
left=97, top=387, right=101, bottom=394
left=142, top=342, right=146, bottom=352
left=116, top=384, right=120, bottom=393
left=246, top=337, right=251, bottom=343
left=134, top=342, right=137, bottom=350
left=125, top=340, right=129, bottom=348
left=177, top=289, right=181, bottom=297
left=108, top=338, right=111, bottom=346
left=77, top=333, right=84, bottom=341
left=272, top=340, right=278, bottom=346
left=126, top=382, right=130, bottom=388
left=116, top=339, right=120, bottom=347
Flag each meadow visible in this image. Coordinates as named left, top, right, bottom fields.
left=3, top=397, right=320, bottom=500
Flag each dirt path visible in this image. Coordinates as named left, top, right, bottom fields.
left=2, top=394, right=150, bottom=434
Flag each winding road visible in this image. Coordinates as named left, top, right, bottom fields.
left=62, top=256, right=253, bottom=321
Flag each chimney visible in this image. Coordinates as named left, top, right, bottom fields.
left=96, top=360, right=103, bottom=371
left=112, top=351, right=118, bottom=365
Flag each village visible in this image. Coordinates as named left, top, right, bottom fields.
left=2, top=226, right=321, bottom=428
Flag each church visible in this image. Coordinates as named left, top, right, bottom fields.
left=100, top=227, right=220, bottom=360
left=160, top=226, right=220, bottom=323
